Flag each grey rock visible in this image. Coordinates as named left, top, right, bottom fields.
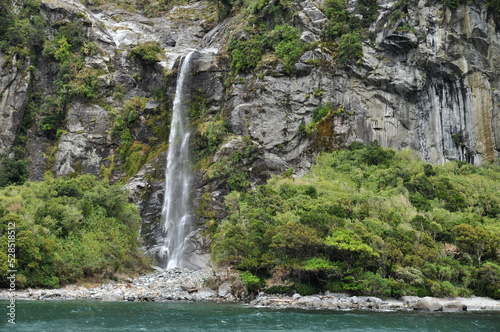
left=195, top=287, right=217, bottom=299
left=402, top=296, right=421, bottom=308
left=151, top=265, right=165, bottom=273
left=367, top=297, right=383, bottom=305
left=300, top=31, right=317, bottom=43
left=0, top=54, right=30, bottom=154
left=442, top=301, right=467, bottom=312
left=53, top=103, right=111, bottom=177
left=218, top=281, right=232, bottom=298
left=101, top=293, right=124, bottom=301
left=413, top=297, right=443, bottom=311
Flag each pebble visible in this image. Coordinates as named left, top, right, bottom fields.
left=1, top=268, right=499, bottom=312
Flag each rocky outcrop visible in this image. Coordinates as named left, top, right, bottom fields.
left=0, top=54, right=30, bottom=155
left=53, top=103, right=112, bottom=176
left=220, top=1, right=500, bottom=169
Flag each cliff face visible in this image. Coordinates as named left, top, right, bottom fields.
left=0, top=0, right=499, bottom=265
left=224, top=1, right=500, bottom=171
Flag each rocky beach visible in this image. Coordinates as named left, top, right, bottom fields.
left=2, top=268, right=500, bottom=313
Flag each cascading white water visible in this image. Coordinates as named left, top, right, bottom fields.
left=159, top=51, right=196, bottom=269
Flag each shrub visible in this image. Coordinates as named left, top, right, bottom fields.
left=240, top=271, right=262, bottom=293
left=446, top=0, right=461, bottom=9
left=129, top=42, right=164, bottom=65
left=0, top=175, right=149, bottom=288
left=210, top=144, right=500, bottom=298
left=0, top=158, right=29, bottom=187
left=338, top=31, right=363, bottom=63
left=361, top=272, right=392, bottom=298
left=296, top=283, right=319, bottom=296
left=265, top=285, right=293, bottom=294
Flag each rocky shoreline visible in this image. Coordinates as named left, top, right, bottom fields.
left=1, top=268, right=500, bottom=312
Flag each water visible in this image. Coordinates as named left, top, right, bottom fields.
left=2, top=301, right=499, bottom=331
left=159, top=51, right=196, bottom=269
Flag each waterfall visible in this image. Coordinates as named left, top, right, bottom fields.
left=159, top=51, right=196, bottom=269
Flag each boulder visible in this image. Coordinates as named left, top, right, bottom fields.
left=196, top=287, right=217, bottom=299
left=413, top=297, right=443, bottom=311
left=218, top=281, right=232, bottom=298
left=442, top=302, right=467, bottom=312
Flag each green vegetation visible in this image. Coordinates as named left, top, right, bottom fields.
left=226, top=0, right=315, bottom=80
left=106, top=97, right=168, bottom=180
left=225, top=0, right=380, bottom=76
left=322, top=0, right=367, bottom=63
left=129, top=42, right=164, bottom=65
left=211, top=142, right=500, bottom=298
left=0, top=174, right=149, bottom=288
left=189, top=91, right=230, bottom=167
left=299, top=103, right=349, bottom=136
left=205, top=136, right=259, bottom=191
left=228, top=23, right=312, bottom=78
left=40, top=20, right=102, bottom=139
left=0, top=0, right=45, bottom=69
left=446, top=0, right=461, bottom=9
left=0, top=158, right=29, bottom=187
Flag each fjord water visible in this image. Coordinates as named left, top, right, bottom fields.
left=3, top=301, right=499, bottom=331
left=159, top=51, right=196, bottom=269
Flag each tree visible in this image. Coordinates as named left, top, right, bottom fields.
left=453, top=224, right=494, bottom=265
left=0, top=158, right=29, bottom=187
left=325, top=229, right=379, bottom=273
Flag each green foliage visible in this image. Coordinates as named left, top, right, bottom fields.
left=338, top=32, right=363, bottom=63
left=296, top=283, right=319, bottom=296
left=227, top=21, right=313, bottom=79
left=322, top=0, right=371, bottom=64
left=446, top=0, right=461, bottom=9
left=272, top=25, right=307, bottom=74
left=0, top=158, right=29, bottom=187
left=129, top=42, right=164, bottom=65
left=210, top=142, right=500, bottom=298
left=361, top=272, right=392, bottom=298
left=265, top=285, right=293, bottom=294
left=38, top=20, right=103, bottom=138
left=0, top=175, right=149, bottom=288
left=240, top=271, right=263, bottom=292
left=0, top=0, right=45, bottom=72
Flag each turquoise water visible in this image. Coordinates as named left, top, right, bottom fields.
left=1, top=300, right=500, bottom=331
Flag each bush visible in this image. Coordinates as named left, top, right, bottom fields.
left=338, top=31, right=363, bottom=63
left=296, top=283, right=319, bottom=296
left=361, top=272, right=392, bottom=298
left=265, top=285, right=293, bottom=294
left=129, top=42, right=164, bottom=65
left=240, top=271, right=262, bottom=293
left=210, top=144, right=500, bottom=298
left=0, top=158, right=29, bottom=187
left=0, top=175, right=149, bottom=288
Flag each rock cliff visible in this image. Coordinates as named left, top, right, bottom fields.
left=0, top=0, right=499, bottom=266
